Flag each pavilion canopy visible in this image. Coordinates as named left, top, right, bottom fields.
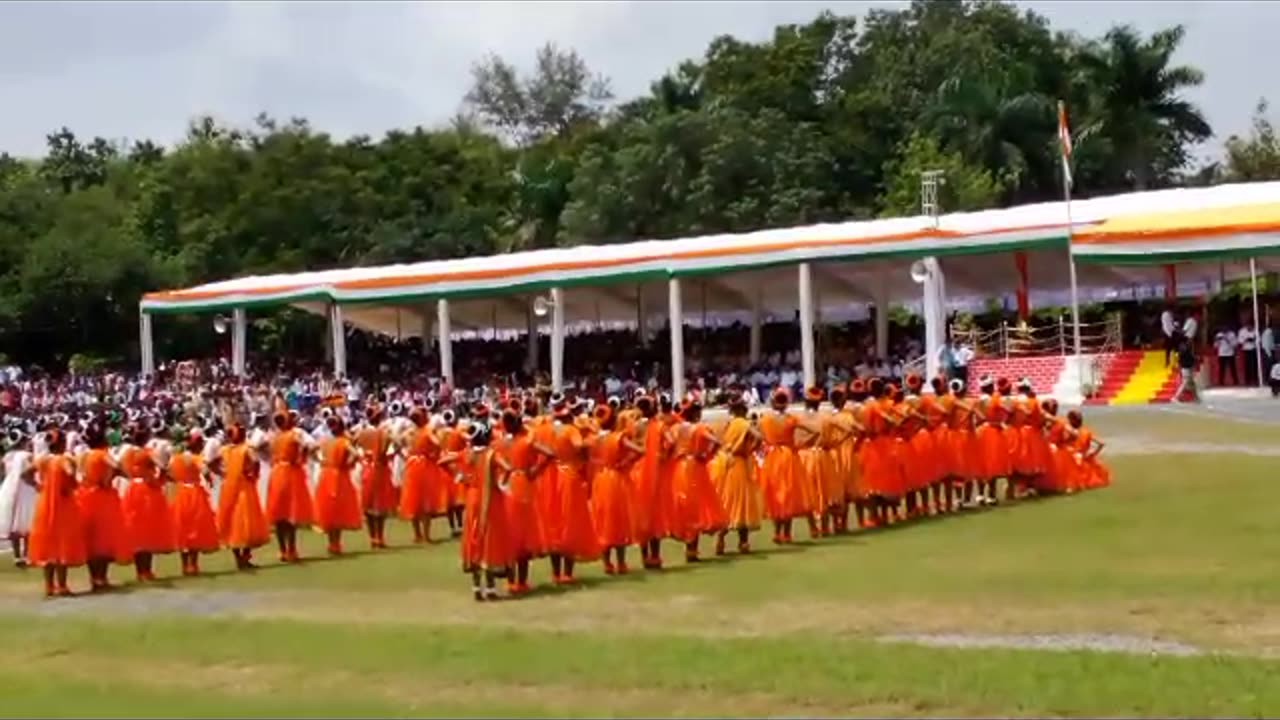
left=140, top=181, right=1280, bottom=337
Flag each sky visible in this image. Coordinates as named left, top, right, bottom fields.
left=0, top=0, right=1275, bottom=161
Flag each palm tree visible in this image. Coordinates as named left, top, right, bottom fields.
left=1074, top=24, right=1211, bottom=190
left=926, top=70, right=1057, bottom=202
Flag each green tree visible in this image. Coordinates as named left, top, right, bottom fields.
left=879, top=132, right=1003, bottom=217
left=1223, top=99, right=1280, bottom=182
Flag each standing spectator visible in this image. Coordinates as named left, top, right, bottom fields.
left=1238, top=321, right=1259, bottom=387
left=1182, top=311, right=1199, bottom=351
left=1214, top=327, right=1238, bottom=386
left=1160, top=305, right=1178, bottom=367
left=1174, top=338, right=1198, bottom=403
left=1270, top=357, right=1280, bottom=398
left=951, top=339, right=974, bottom=389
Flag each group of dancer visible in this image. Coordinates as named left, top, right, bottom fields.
left=0, top=373, right=1109, bottom=601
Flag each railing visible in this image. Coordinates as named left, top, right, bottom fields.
left=957, top=314, right=1122, bottom=359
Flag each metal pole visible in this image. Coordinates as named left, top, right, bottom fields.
left=436, top=299, right=453, bottom=386
left=1251, top=257, right=1264, bottom=388
left=1059, top=314, right=1066, bottom=356
left=1002, top=321, right=1009, bottom=359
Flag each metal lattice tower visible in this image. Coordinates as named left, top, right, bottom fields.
left=920, top=169, right=946, bottom=226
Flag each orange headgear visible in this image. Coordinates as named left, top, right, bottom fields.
left=771, top=387, right=791, bottom=407
left=803, top=386, right=824, bottom=403
left=592, top=403, right=614, bottom=425
left=905, top=373, right=923, bottom=391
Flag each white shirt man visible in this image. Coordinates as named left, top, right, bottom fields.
left=1182, top=315, right=1198, bottom=343
left=1215, top=330, right=1237, bottom=358
left=1238, top=326, right=1257, bottom=352
left=779, top=368, right=800, bottom=391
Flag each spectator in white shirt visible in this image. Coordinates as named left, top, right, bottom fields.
left=1160, top=306, right=1178, bottom=367
left=1263, top=324, right=1276, bottom=377
left=1214, top=328, right=1238, bottom=386
left=1182, top=313, right=1199, bottom=348
left=1238, top=323, right=1259, bottom=386
left=1270, top=358, right=1280, bottom=397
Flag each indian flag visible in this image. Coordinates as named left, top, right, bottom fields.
left=1058, top=100, right=1073, bottom=189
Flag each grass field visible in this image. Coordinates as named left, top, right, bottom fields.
left=2, top=407, right=1280, bottom=717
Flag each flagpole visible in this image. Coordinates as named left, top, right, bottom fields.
left=1060, top=100, right=1084, bottom=358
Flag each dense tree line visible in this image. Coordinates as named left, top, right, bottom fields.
left=0, top=0, right=1276, bottom=369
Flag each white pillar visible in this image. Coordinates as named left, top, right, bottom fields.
left=749, top=288, right=763, bottom=364
left=232, top=307, right=247, bottom=378
left=436, top=299, right=453, bottom=386
left=525, top=298, right=539, bottom=373
left=329, top=304, right=347, bottom=377
left=1251, top=257, right=1264, bottom=388
left=139, top=311, right=155, bottom=376
left=921, top=257, right=947, bottom=380
left=798, top=263, right=816, bottom=390
left=550, top=287, right=565, bottom=392
left=874, top=273, right=890, bottom=360
left=668, top=278, right=685, bottom=399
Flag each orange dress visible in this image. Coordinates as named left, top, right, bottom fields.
left=443, top=426, right=468, bottom=510
left=1072, top=427, right=1111, bottom=489
left=399, top=426, right=450, bottom=519
left=826, top=411, right=856, bottom=506
left=120, top=445, right=175, bottom=554
left=169, top=451, right=220, bottom=553
left=915, top=395, right=945, bottom=488
left=550, top=422, right=601, bottom=561
left=216, top=444, right=269, bottom=550
left=501, top=431, right=549, bottom=559
left=76, top=449, right=132, bottom=564
left=951, top=399, right=980, bottom=483
left=859, top=402, right=898, bottom=498
left=458, top=447, right=516, bottom=573
left=1017, top=399, right=1050, bottom=479
left=709, top=416, right=762, bottom=530
left=977, top=394, right=1011, bottom=481
left=266, top=430, right=314, bottom=525
left=314, top=437, right=363, bottom=531
left=796, top=414, right=828, bottom=515
left=357, top=426, right=397, bottom=516
left=527, top=419, right=559, bottom=542
left=28, top=454, right=87, bottom=567
left=759, top=411, right=804, bottom=519
left=670, top=420, right=721, bottom=538
left=1044, top=418, right=1076, bottom=493
left=589, top=430, right=632, bottom=548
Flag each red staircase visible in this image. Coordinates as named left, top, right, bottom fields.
left=965, top=356, right=1067, bottom=396
left=1084, top=351, right=1142, bottom=404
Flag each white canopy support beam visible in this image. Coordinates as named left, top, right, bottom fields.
left=550, top=287, right=565, bottom=392
left=329, top=304, right=347, bottom=377
left=922, top=257, right=946, bottom=380
left=798, top=262, right=816, bottom=390
left=669, top=278, right=685, bottom=399
left=436, top=299, right=453, bottom=386
left=232, top=307, right=248, bottom=378
left=138, top=310, right=155, bottom=376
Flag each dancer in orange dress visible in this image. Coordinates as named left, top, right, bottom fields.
left=632, top=393, right=676, bottom=569
left=355, top=405, right=397, bottom=549
left=499, top=406, right=550, bottom=593
left=442, top=420, right=516, bottom=601
left=796, top=387, right=833, bottom=538
left=847, top=380, right=875, bottom=528
left=759, top=388, right=804, bottom=543
left=28, top=428, right=85, bottom=597
left=975, top=376, right=1010, bottom=506
left=266, top=412, right=314, bottom=562
left=825, top=385, right=860, bottom=534
left=398, top=407, right=448, bottom=543
left=1067, top=410, right=1110, bottom=489
left=589, top=403, right=636, bottom=574
left=169, top=431, right=219, bottom=576
left=440, top=409, right=468, bottom=538
left=671, top=400, right=726, bottom=562
left=1012, top=379, right=1050, bottom=496
left=860, top=379, right=904, bottom=527
left=119, top=426, right=174, bottom=582
left=926, top=377, right=955, bottom=513
left=77, top=423, right=131, bottom=591
left=901, top=374, right=937, bottom=518
left=710, top=393, right=762, bottom=554
left=547, top=401, right=600, bottom=583
left=314, top=416, right=362, bottom=555
left=946, top=379, right=980, bottom=506
left=215, top=424, right=270, bottom=570
left=1041, top=400, right=1076, bottom=494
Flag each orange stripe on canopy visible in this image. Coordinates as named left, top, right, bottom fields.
left=1075, top=202, right=1280, bottom=244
